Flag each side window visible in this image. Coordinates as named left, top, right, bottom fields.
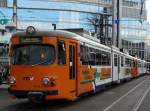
left=89, top=47, right=96, bottom=65
left=80, top=45, right=83, bottom=62
left=96, top=50, right=102, bottom=65
left=57, top=41, right=66, bottom=64
left=125, top=58, right=131, bottom=67
left=125, top=58, right=128, bottom=67
left=80, top=45, right=89, bottom=65
left=144, top=63, right=147, bottom=68
left=132, top=60, right=135, bottom=67
left=101, top=51, right=111, bottom=66
left=114, top=54, right=118, bottom=66
left=139, top=62, right=140, bottom=67
left=121, top=56, right=124, bottom=67
left=80, top=45, right=111, bottom=66
left=108, top=53, right=111, bottom=66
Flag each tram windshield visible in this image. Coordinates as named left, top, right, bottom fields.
left=11, top=45, right=55, bottom=65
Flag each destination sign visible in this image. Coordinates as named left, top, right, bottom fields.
left=20, top=37, right=42, bottom=44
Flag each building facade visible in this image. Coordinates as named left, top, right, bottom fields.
left=121, top=0, right=147, bottom=60
left=0, top=0, right=148, bottom=60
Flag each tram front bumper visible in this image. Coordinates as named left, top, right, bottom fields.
left=28, top=92, right=44, bottom=102
left=8, top=88, right=58, bottom=99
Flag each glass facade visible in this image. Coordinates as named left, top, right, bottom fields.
left=1, top=1, right=112, bottom=31
left=121, top=18, right=147, bottom=43
left=122, top=0, right=145, bottom=8
left=120, top=0, right=147, bottom=60
left=0, top=0, right=148, bottom=60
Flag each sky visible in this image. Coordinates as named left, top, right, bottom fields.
left=146, top=0, right=150, bottom=22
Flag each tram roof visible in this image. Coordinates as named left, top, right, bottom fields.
left=12, top=30, right=147, bottom=61
left=13, top=30, right=80, bottom=38
left=13, top=30, right=111, bottom=50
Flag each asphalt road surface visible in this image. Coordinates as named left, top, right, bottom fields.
left=0, top=75, right=150, bottom=111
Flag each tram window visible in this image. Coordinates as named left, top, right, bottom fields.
left=141, top=62, right=144, bottom=67
left=89, top=48, right=96, bottom=65
left=138, top=63, right=141, bottom=67
left=57, top=41, right=66, bottom=65
left=121, top=56, right=124, bottom=67
left=107, top=53, right=111, bottom=65
left=80, top=45, right=83, bottom=62
left=17, top=47, right=30, bottom=64
left=144, top=63, right=147, bottom=68
left=80, top=45, right=89, bottom=65
left=31, top=46, right=54, bottom=64
left=114, top=54, right=118, bottom=66
left=132, top=60, right=136, bottom=67
left=12, top=45, right=55, bottom=65
left=80, top=45, right=110, bottom=66
left=125, top=58, right=131, bottom=67
left=142, top=63, right=143, bottom=67
left=96, top=50, right=102, bottom=65
left=101, top=51, right=110, bottom=66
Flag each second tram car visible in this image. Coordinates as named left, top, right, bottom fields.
left=8, top=27, right=147, bottom=101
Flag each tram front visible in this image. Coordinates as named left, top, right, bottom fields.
left=8, top=27, right=78, bottom=102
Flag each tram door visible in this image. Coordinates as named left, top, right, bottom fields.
left=113, top=54, right=119, bottom=82
left=118, top=56, right=121, bottom=80
left=68, top=43, right=77, bottom=96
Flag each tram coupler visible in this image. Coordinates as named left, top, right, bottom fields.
left=28, top=92, right=44, bottom=103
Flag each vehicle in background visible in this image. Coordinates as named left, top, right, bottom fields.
left=0, top=43, right=9, bottom=84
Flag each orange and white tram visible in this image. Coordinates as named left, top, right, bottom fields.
left=8, top=27, right=147, bottom=101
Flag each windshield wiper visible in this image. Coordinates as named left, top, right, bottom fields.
left=31, top=60, right=50, bottom=67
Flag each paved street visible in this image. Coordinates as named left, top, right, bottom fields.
left=0, top=75, right=150, bottom=111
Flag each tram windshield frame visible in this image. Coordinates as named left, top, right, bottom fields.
left=11, top=44, right=55, bottom=65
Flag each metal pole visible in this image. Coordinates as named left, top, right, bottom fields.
left=112, top=0, right=116, bottom=46
left=112, top=0, right=121, bottom=48
left=116, top=0, right=120, bottom=48
left=13, top=0, right=17, bottom=29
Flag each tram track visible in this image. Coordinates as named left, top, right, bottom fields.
left=131, top=84, right=150, bottom=111
left=103, top=76, right=150, bottom=111
left=0, top=75, right=150, bottom=111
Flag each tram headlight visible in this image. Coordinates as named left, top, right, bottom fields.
left=9, top=76, right=16, bottom=84
left=43, top=78, right=50, bottom=86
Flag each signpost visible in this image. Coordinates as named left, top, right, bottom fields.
left=0, top=19, right=8, bottom=25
